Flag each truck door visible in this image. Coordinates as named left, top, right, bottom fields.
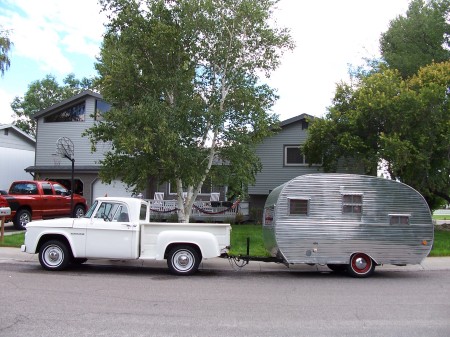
left=40, top=182, right=64, bottom=217
left=85, top=201, right=137, bottom=259
left=52, top=183, right=72, bottom=216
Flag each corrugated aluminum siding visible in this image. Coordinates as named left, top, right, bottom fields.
left=263, top=174, right=433, bottom=265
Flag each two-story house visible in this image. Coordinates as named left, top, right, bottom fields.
left=0, top=124, right=36, bottom=190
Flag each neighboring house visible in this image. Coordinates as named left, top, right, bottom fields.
left=0, top=124, right=36, bottom=190
left=247, top=114, right=364, bottom=212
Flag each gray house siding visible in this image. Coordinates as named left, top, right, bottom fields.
left=248, top=121, right=321, bottom=196
left=28, top=90, right=115, bottom=206
left=35, top=95, right=110, bottom=167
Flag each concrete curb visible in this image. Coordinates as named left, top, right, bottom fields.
left=1, top=247, right=449, bottom=273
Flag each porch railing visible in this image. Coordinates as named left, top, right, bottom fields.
left=146, top=199, right=249, bottom=220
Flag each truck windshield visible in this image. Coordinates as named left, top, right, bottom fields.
left=84, top=201, right=98, bottom=218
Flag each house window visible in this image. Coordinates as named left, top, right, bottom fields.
left=284, top=145, right=307, bottom=166
left=389, top=214, right=410, bottom=225
left=342, top=194, right=363, bottom=214
left=44, top=102, right=86, bottom=122
left=95, top=99, right=111, bottom=121
left=4, top=129, right=8, bottom=136
left=289, top=198, right=309, bottom=215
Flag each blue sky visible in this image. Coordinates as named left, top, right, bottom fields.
left=0, top=0, right=411, bottom=125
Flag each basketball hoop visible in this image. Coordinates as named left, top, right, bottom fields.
left=56, top=137, right=74, bottom=160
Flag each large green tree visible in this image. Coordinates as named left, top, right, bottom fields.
left=303, top=61, right=450, bottom=209
left=11, top=74, right=94, bottom=136
left=0, top=26, right=12, bottom=76
left=380, top=0, right=450, bottom=78
left=86, top=0, right=293, bottom=222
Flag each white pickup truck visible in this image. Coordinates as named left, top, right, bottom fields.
left=21, top=197, right=231, bottom=275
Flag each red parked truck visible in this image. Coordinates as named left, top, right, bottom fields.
left=0, top=180, right=87, bottom=230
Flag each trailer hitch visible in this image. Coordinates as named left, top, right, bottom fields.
left=225, top=237, right=284, bottom=270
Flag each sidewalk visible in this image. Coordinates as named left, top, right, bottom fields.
left=1, top=246, right=449, bottom=273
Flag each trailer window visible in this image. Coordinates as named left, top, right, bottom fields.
left=289, top=199, right=309, bottom=215
left=389, top=215, right=410, bottom=225
left=342, top=194, right=362, bottom=214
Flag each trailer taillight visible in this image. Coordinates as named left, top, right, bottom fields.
left=421, top=240, right=428, bottom=246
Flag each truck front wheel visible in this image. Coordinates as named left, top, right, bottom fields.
left=167, top=245, right=201, bottom=276
left=39, top=240, right=71, bottom=271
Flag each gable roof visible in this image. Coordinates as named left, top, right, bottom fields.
left=33, top=90, right=103, bottom=120
left=0, top=124, right=36, bottom=145
left=279, top=113, right=316, bottom=128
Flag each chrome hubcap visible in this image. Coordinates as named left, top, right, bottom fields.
left=48, top=249, right=60, bottom=262
left=355, top=257, right=367, bottom=270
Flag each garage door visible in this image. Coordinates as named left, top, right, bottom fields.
left=92, top=179, right=132, bottom=200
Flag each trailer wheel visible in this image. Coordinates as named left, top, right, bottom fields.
left=347, top=253, right=375, bottom=278
left=39, top=240, right=71, bottom=271
left=167, top=245, right=201, bottom=276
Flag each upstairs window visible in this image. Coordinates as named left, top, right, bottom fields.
left=284, top=145, right=308, bottom=166
left=95, top=99, right=111, bottom=121
left=44, top=102, right=85, bottom=122
left=342, top=194, right=363, bottom=214
left=389, top=214, right=410, bottom=225
left=289, top=198, right=309, bottom=215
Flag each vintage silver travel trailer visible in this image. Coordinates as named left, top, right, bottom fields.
left=263, top=174, right=434, bottom=277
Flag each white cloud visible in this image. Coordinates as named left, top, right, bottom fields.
left=268, top=0, right=411, bottom=119
left=0, top=0, right=105, bottom=74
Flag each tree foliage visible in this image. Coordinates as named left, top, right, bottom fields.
left=86, top=0, right=293, bottom=222
left=303, top=61, right=450, bottom=209
left=11, top=74, right=94, bottom=136
left=0, top=26, right=12, bottom=76
left=380, top=0, right=450, bottom=78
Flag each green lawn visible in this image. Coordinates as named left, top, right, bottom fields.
left=0, top=232, right=25, bottom=247
left=2, top=226, right=450, bottom=258
left=433, top=214, right=450, bottom=221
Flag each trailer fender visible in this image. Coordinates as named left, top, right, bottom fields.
left=155, top=230, right=220, bottom=260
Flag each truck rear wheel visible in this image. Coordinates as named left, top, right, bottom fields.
left=13, top=209, right=31, bottom=230
left=167, top=245, right=201, bottom=276
left=39, top=240, right=71, bottom=271
left=347, top=253, right=375, bottom=278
